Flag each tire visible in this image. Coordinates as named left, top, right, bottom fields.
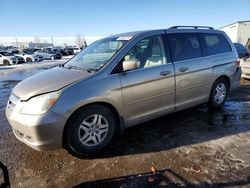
left=208, top=78, right=229, bottom=108
left=26, top=58, right=32, bottom=62
left=3, top=60, right=10, bottom=66
left=50, top=56, right=55, bottom=60
left=65, top=104, right=116, bottom=155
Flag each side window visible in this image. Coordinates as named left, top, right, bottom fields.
left=168, top=33, right=202, bottom=62
left=124, top=35, right=167, bottom=69
left=200, top=33, right=231, bottom=56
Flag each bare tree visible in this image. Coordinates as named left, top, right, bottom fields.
left=75, top=34, right=87, bottom=48
left=33, top=36, right=41, bottom=43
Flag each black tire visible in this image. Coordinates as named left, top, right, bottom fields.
left=208, top=78, right=229, bottom=108
left=26, top=58, right=32, bottom=62
left=65, top=104, right=116, bottom=155
left=3, top=60, right=10, bottom=66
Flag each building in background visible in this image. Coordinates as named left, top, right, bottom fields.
left=11, top=42, right=29, bottom=49
left=28, top=42, right=53, bottom=48
left=0, top=36, right=103, bottom=47
left=220, top=21, right=250, bottom=50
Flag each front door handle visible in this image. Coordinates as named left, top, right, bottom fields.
left=179, top=67, right=189, bottom=72
left=160, top=71, right=171, bottom=76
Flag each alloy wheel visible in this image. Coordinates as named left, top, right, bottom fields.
left=213, top=83, right=226, bottom=104
left=78, top=114, right=109, bottom=147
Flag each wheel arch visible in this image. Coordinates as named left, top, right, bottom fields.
left=62, top=101, right=124, bottom=149
left=215, top=75, right=230, bottom=90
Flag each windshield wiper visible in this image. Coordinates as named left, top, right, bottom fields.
left=86, top=68, right=97, bottom=73
left=67, top=65, right=83, bottom=70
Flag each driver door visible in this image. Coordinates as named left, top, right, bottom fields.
left=119, top=34, right=175, bottom=125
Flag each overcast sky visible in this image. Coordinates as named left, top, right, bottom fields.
left=1, top=0, right=250, bottom=37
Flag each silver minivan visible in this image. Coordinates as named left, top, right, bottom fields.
left=6, top=26, right=241, bottom=155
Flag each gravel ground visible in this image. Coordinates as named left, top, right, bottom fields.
left=0, top=62, right=250, bottom=187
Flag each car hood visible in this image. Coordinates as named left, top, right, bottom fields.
left=13, top=66, right=89, bottom=100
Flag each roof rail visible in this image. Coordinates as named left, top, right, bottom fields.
left=169, top=26, right=214, bottom=30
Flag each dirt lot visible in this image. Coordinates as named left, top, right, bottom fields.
left=0, top=67, right=250, bottom=187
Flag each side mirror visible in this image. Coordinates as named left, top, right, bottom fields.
left=122, top=59, right=140, bottom=71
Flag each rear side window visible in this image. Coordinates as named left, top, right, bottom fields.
left=168, top=33, right=202, bottom=62
left=200, top=33, right=231, bottom=56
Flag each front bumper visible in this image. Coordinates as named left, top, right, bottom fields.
left=6, top=98, right=66, bottom=151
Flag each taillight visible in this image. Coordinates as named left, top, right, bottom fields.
left=235, top=58, right=240, bottom=67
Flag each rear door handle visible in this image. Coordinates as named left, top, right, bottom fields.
left=160, top=71, right=171, bottom=76
left=179, top=67, right=189, bottom=72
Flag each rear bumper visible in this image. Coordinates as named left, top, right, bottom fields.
left=229, top=67, right=242, bottom=91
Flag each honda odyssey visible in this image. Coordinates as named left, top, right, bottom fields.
left=6, top=26, right=241, bottom=155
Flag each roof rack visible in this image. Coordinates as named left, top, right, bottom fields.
left=169, top=26, right=214, bottom=30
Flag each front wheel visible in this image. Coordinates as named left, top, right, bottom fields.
left=208, top=78, right=229, bottom=108
left=26, top=58, right=32, bottom=62
left=65, top=105, right=116, bottom=155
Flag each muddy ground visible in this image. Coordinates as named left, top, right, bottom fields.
left=0, top=67, right=250, bottom=187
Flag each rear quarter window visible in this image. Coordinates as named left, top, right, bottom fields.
left=200, top=33, right=231, bottom=56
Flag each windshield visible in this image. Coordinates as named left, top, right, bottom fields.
left=25, top=51, right=34, bottom=55
left=0, top=52, right=13, bottom=56
left=64, top=37, right=128, bottom=71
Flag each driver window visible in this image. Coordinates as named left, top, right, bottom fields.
left=124, top=35, right=167, bottom=69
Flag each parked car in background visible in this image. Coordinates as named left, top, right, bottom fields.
left=6, top=26, right=242, bottom=155
left=35, top=49, right=62, bottom=60
left=52, top=48, right=68, bottom=56
left=240, top=59, right=250, bottom=79
left=72, top=47, right=81, bottom=54
left=10, top=49, right=43, bottom=62
left=65, top=47, right=74, bottom=55
left=234, top=43, right=249, bottom=60
left=0, top=51, right=25, bottom=65
left=22, top=48, right=41, bottom=53
left=233, top=43, right=250, bottom=79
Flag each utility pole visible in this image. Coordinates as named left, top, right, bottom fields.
left=15, top=38, right=18, bottom=47
left=51, top=36, right=54, bottom=46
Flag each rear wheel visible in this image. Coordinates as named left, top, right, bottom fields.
left=209, top=78, right=229, bottom=108
left=3, top=60, right=10, bottom=66
left=65, top=105, right=116, bottom=155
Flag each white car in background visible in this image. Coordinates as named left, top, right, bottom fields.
left=240, top=58, right=250, bottom=79
left=72, top=47, right=81, bottom=54
left=11, top=50, right=43, bottom=62
left=0, top=51, right=24, bottom=65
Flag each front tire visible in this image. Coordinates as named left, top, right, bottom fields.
left=65, top=105, right=116, bottom=155
left=26, top=58, right=32, bottom=62
left=208, top=78, right=229, bottom=108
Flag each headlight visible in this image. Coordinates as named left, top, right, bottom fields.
left=11, top=57, right=16, bottom=60
left=21, top=91, right=61, bottom=115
